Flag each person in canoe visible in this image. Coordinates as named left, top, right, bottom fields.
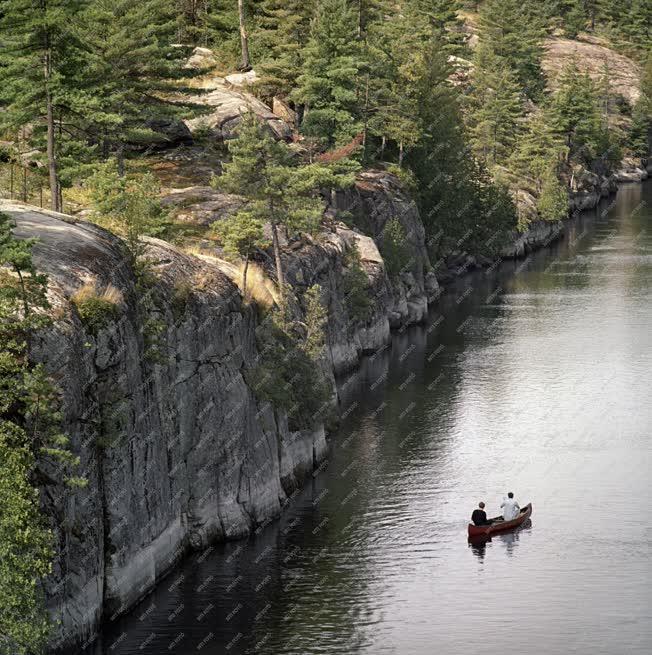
left=471, top=502, right=492, bottom=526
left=500, top=492, right=520, bottom=521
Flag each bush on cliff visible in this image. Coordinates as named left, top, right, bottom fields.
left=381, top=217, right=412, bottom=279
left=341, top=247, right=374, bottom=324
left=71, top=283, right=122, bottom=336
left=247, top=285, right=331, bottom=430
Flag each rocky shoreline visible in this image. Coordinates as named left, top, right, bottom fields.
left=2, top=154, right=649, bottom=652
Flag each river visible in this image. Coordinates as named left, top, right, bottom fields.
left=86, top=180, right=652, bottom=655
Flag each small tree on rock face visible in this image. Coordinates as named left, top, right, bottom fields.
left=212, top=212, right=268, bottom=300
left=214, top=114, right=329, bottom=295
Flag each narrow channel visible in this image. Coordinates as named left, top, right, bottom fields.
left=88, top=180, right=652, bottom=655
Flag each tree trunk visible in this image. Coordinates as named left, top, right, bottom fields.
left=362, top=74, right=370, bottom=160
left=271, top=222, right=285, bottom=295
left=398, top=141, right=404, bottom=168
left=242, top=255, right=249, bottom=301
left=44, top=45, right=60, bottom=212
left=380, top=135, right=386, bottom=158
left=237, top=0, right=251, bottom=71
left=117, top=144, right=126, bottom=177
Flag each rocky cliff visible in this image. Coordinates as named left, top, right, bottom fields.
left=1, top=174, right=436, bottom=651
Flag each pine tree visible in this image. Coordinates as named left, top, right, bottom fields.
left=293, top=0, right=364, bottom=149
left=628, top=91, right=651, bottom=158
left=253, top=0, right=314, bottom=100
left=79, top=0, right=198, bottom=173
left=477, top=0, right=546, bottom=99
left=536, top=166, right=569, bottom=220
left=364, top=1, right=430, bottom=164
left=467, top=44, right=524, bottom=168
left=410, top=0, right=467, bottom=55
left=510, top=111, right=567, bottom=192
left=214, top=114, right=327, bottom=292
left=0, top=0, right=89, bottom=211
left=547, top=62, right=606, bottom=164
left=212, top=212, right=268, bottom=300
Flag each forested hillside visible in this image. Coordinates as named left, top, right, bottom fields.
left=1, top=1, right=651, bottom=652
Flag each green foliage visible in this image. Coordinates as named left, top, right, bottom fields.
left=253, top=0, right=314, bottom=100
left=342, top=246, right=374, bottom=323
left=537, top=167, right=569, bottom=221
left=547, top=62, right=620, bottom=168
left=467, top=44, right=524, bottom=167
left=381, top=217, right=411, bottom=278
left=0, top=422, right=53, bottom=655
left=78, top=0, right=200, bottom=163
left=0, top=212, right=86, bottom=653
left=212, top=213, right=268, bottom=261
left=628, top=99, right=651, bottom=157
left=72, top=292, right=120, bottom=337
left=214, top=114, right=337, bottom=288
left=477, top=0, right=545, bottom=100
left=509, top=112, right=568, bottom=187
left=293, top=0, right=363, bottom=148
left=247, top=285, right=330, bottom=429
left=89, top=162, right=172, bottom=260
left=406, top=38, right=519, bottom=258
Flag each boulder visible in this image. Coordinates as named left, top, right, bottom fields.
left=143, top=117, right=193, bottom=148
left=225, top=70, right=258, bottom=88
left=184, top=77, right=292, bottom=141
left=272, top=97, right=298, bottom=126
left=160, top=186, right=245, bottom=225
left=184, top=46, right=218, bottom=70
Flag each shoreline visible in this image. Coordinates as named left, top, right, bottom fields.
left=39, top=164, right=650, bottom=653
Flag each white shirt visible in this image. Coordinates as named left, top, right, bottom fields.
left=501, top=497, right=520, bottom=521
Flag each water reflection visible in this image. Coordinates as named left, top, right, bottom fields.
left=88, top=181, right=652, bottom=655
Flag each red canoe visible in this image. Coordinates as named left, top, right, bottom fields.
left=467, top=503, right=532, bottom=537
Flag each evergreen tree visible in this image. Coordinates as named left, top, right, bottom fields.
left=0, top=0, right=89, bottom=211
left=254, top=0, right=314, bottom=100
left=536, top=166, right=569, bottom=221
left=547, top=62, right=609, bottom=165
left=408, top=38, right=517, bottom=255
left=467, top=44, right=524, bottom=168
left=410, top=0, right=467, bottom=55
left=628, top=93, right=651, bottom=158
left=510, top=111, right=567, bottom=194
left=212, top=213, right=268, bottom=300
left=477, top=0, right=546, bottom=99
left=79, top=0, right=198, bottom=173
left=293, top=0, right=364, bottom=149
left=214, top=114, right=329, bottom=291
left=364, top=0, right=430, bottom=163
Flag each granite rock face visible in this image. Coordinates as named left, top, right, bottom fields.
left=1, top=174, right=437, bottom=650
left=2, top=202, right=327, bottom=651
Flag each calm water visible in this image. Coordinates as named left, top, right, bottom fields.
left=86, top=181, right=652, bottom=655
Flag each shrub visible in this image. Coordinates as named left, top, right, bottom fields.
left=381, top=216, right=411, bottom=278
left=342, top=247, right=374, bottom=324
left=536, top=169, right=569, bottom=222
left=71, top=283, right=121, bottom=335
left=246, top=286, right=331, bottom=430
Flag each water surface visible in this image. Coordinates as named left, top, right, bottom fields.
left=87, top=181, right=652, bottom=655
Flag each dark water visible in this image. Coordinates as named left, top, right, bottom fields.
left=88, top=182, right=652, bottom=655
